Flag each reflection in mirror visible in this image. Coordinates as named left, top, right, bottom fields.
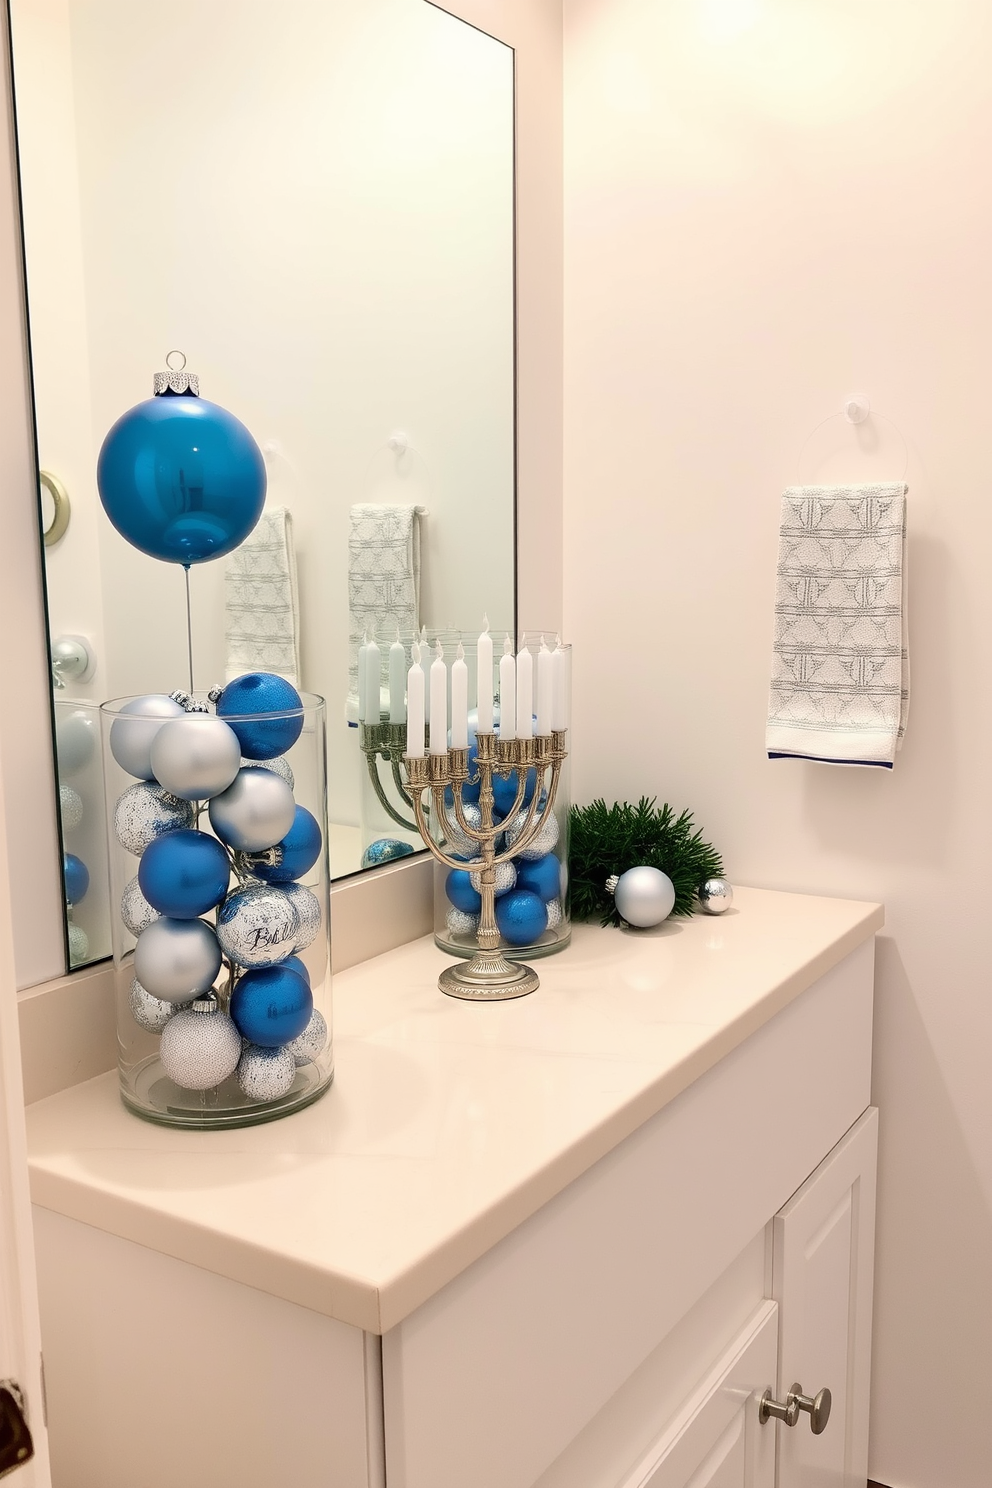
left=10, top=0, right=515, bottom=968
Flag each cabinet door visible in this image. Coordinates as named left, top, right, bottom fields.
left=616, top=1301, right=777, bottom=1488
left=773, top=1107, right=877, bottom=1488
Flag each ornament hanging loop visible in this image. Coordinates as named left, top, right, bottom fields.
left=166, top=349, right=187, bottom=372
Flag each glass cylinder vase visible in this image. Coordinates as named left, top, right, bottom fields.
left=101, top=691, right=333, bottom=1129
left=432, top=634, right=571, bottom=961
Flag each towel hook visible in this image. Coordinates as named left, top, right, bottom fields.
left=797, top=397, right=909, bottom=484
left=843, top=394, right=870, bottom=424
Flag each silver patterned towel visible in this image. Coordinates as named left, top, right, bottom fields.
left=347, top=503, right=427, bottom=715
left=224, top=506, right=300, bottom=687
left=767, top=484, right=909, bottom=768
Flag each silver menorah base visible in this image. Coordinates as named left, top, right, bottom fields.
left=438, top=949, right=540, bottom=1002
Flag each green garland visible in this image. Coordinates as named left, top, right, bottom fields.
left=569, top=797, right=723, bottom=927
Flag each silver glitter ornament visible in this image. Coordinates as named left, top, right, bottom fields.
left=133, top=917, right=221, bottom=1002
left=242, top=754, right=295, bottom=789
left=440, top=801, right=483, bottom=856
left=505, top=806, right=560, bottom=860
left=208, top=767, right=296, bottom=852
left=237, top=1043, right=297, bottom=1102
left=545, top=896, right=564, bottom=931
left=216, top=884, right=300, bottom=968
left=470, top=860, right=517, bottom=896
left=59, top=785, right=83, bottom=832
left=129, top=976, right=177, bottom=1034
left=446, top=906, right=480, bottom=937
left=67, top=922, right=90, bottom=966
left=285, top=883, right=322, bottom=951
left=160, top=998, right=242, bottom=1090
left=613, top=866, right=676, bottom=928
left=109, top=695, right=184, bottom=779
left=698, top=878, right=733, bottom=915
left=150, top=714, right=242, bottom=802
left=121, top=875, right=159, bottom=937
left=286, top=1007, right=328, bottom=1068
left=114, top=783, right=194, bottom=855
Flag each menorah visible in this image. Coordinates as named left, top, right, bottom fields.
left=359, top=721, right=418, bottom=834
left=402, top=727, right=568, bottom=1001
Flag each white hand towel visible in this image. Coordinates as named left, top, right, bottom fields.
left=766, top=484, right=909, bottom=768
left=347, top=503, right=427, bottom=717
left=224, top=506, right=301, bottom=687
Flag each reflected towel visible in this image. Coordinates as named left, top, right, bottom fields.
left=766, top=484, right=909, bottom=768
left=347, top=503, right=426, bottom=717
left=225, top=506, right=300, bottom=687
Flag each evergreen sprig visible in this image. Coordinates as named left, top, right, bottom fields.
left=568, top=797, right=723, bottom=927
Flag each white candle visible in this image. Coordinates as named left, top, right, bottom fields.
left=357, top=633, right=368, bottom=722
left=430, top=642, right=448, bottom=754
left=451, top=642, right=469, bottom=748
left=498, top=635, right=516, bottom=740
left=365, top=634, right=381, bottom=723
left=420, top=626, right=431, bottom=727
left=536, top=637, right=553, bottom=737
left=516, top=641, right=534, bottom=739
left=389, top=635, right=407, bottom=724
left=552, top=638, right=568, bottom=731
left=406, top=644, right=425, bottom=757
left=476, top=617, right=494, bottom=733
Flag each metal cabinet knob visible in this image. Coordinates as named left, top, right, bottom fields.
left=759, top=1381, right=832, bottom=1435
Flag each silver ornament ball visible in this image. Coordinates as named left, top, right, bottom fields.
left=160, top=1000, right=242, bottom=1090
left=237, top=1043, right=297, bottom=1102
left=150, top=714, right=242, bottom=802
left=217, top=884, right=300, bottom=968
left=505, top=806, right=560, bottom=860
left=208, top=767, right=296, bottom=852
left=285, top=883, right=322, bottom=951
left=470, top=860, right=517, bottom=896
left=698, top=878, right=733, bottom=915
left=59, top=784, right=83, bottom=832
left=55, top=709, right=97, bottom=776
left=129, top=976, right=176, bottom=1034
left=109, top=694, right=185, bottom=779
left=545, top=896, right=564, bottom=931
left=114, top=782, right=194, bottom=856
left=242, top=754, right=295, bottom=789
left=67, top=922, right=90, bottom=966
left=446, top=906, right=480, bottom=937
left=286, top=1008, right=328, bottom=1068
left=614, top=866, right=676, bottom=928
left=441, top=801, right=483, bottom=857
left=133, top=917, right=221, bottom=1003
left=121, top=875, right=159, bottom=937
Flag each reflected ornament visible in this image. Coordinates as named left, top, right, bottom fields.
left=138, top=828, right=231, bottom=919
left=229, top=964, right=312, bottom=1047
left=150, top=714, right=241, bottom=802
left=248, top=806, right=322, bottom=884
left=133, top=917, right=222, bottom=1003
left=470, top=860, right=517, bottom=897
left=242, top=754, right=294, bottom=790
left=515, top=852, right=561, bottom=904
left=545, top=896, right=564, bottom=931
left=67, top=922, right=90, bottom=966
left=109, top=694, right=185, bottom=779
left=698, top=877, right=733, bottom=915
left=286, top=1007, right=328, bottom=1068
left=495, top=888, right=548, bottom=947
left=159, top=998, right=242, bottom=1090
left=613, top=866, right=675, bottom=928
left=55, top=709, right=97, bottom=776
left=237, top=1043, right=297, bottom=1103
left=59, top=785, right=83, bottom=832
left=129, top=976, right=177, bottom=1034
left=114, top=782, right=194, bottom=855
left=361, top=838, right=415, bottom=869
left=445, top=906, right=479, bottom=937
left=208, top=767, right=296, bottom=852
left=504, top=806, right=560, bottom=861
left=216, top=673, right=304, bottom=760
left=64, top=853, right=89, bottom=906
left=121, top=875, right=160, bottom=937
left=216, top=884, right=299, bottom=968
left=285, top=883, right=322, bottom=951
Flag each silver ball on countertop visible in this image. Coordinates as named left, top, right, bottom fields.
left=216, top=884, right=300, bottom=969
left=446, top=906, right=480, bottom=938
left=242, top=754, right=295, bottom=790
left=698, top=877, right=733, bottom=915
left=285, top=883, right=322, bottom=951
left=160, top=998, right=242, bottom=1091
left=59, top=784, right=83, bottom=832
left=121, top=875, right=159, bottom=937
left=470, top=860, right=517, bottom=897
left=114, top=782, right=195, bottom=856
left=133, top=917, right=221, bottom=1003
left=286, top=1007, right=328, bottom=1069
left=150, top=714, right=242, bottom=802
left=208, top=767, right=296, bottom=853
left=237, top=1043, right=297, bottom=1102
left=129, top=976, right=177, bottom=1034
left=613, top=866, right=676, bottom=928
left=109, top=694, right=185, bottom=779
left=504, top=806, right=560, bottom=860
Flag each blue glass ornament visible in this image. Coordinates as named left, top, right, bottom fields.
left=229, top=964, right=313, bottom=1048
left=97, top=370, right=265, bottom=565
left=496, top=889, right=548, bottom=947
left=492, top=764, right=537, bottom=818
left=216, top=673, right=304, bottom=759
left=64, top=853, right=89, bottom=906
left=445, top=869, right=482, bottom=915
left=138, top=829, right=231, bottom=919
left=250, top=806, right=323, bottom=883
left=515, top=852, right=561, bottom=904
left=361, top=838, right=415, bottom=869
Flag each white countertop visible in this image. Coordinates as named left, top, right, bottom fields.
left=25, top=886, right=882, bottom=1334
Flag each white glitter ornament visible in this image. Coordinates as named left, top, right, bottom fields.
left=160, top=998, right=242, bottom=1090
left=150, top=714, right=242, bottom=802
left=216, top=884, right=299, bottom=968
left=504, top=806, right=560, bottom=860
left=59, top=785, right=83, bottom=832
left=114, top=783, right=194, bottom=855
left=440, top=801, right=483, bottom=857
left=67, top=922, right=89, bottom=965
left=470, top=860, right=517, bottom=896
left=545, top=896, right=563, bottom=930
left=237, top=1043, right=297, bottom=1102
left=121, top=875, right=159, bottom=937
left=286, top=1008, right=328, bottom=1068
left=285, top=883, right=322, bottom=951
left=243, top=754, right=295, bottom=789
left=129, top=977, right=176, bottom=1034
left=446, top=906, right=479, bottom=937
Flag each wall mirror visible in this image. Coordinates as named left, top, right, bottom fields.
left=8, top=0, right=516, bottom=969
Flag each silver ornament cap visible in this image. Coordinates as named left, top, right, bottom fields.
left=698, top=877, right=733, bottom=915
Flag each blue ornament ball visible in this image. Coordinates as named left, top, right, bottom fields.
left=138, top=829, right=231, bottom=919
left=361, top=837, right=415, bottom=870
left=216, top=673, right=304, bottom=760
left=496, top=889, right=548, bottom=947
left=229, top=964, right=313, bottom=1048
left=250, top=806, right=323, bottom=883
left=515, top=852, right=561, bottom=904
left=63, top=853, right=89, bottom=906
left=492, top=765, right=537, bottom=818
left=97, top=392, right=265, bottom=565
left=445, top=869, right=482, bottom=915
left=282, top=954, right=311, bottom=985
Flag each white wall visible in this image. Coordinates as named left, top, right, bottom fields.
left=563, top=3, right=991, bottom=1486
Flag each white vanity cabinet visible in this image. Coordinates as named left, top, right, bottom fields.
left=25, top=888, right=881, bottom=1488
